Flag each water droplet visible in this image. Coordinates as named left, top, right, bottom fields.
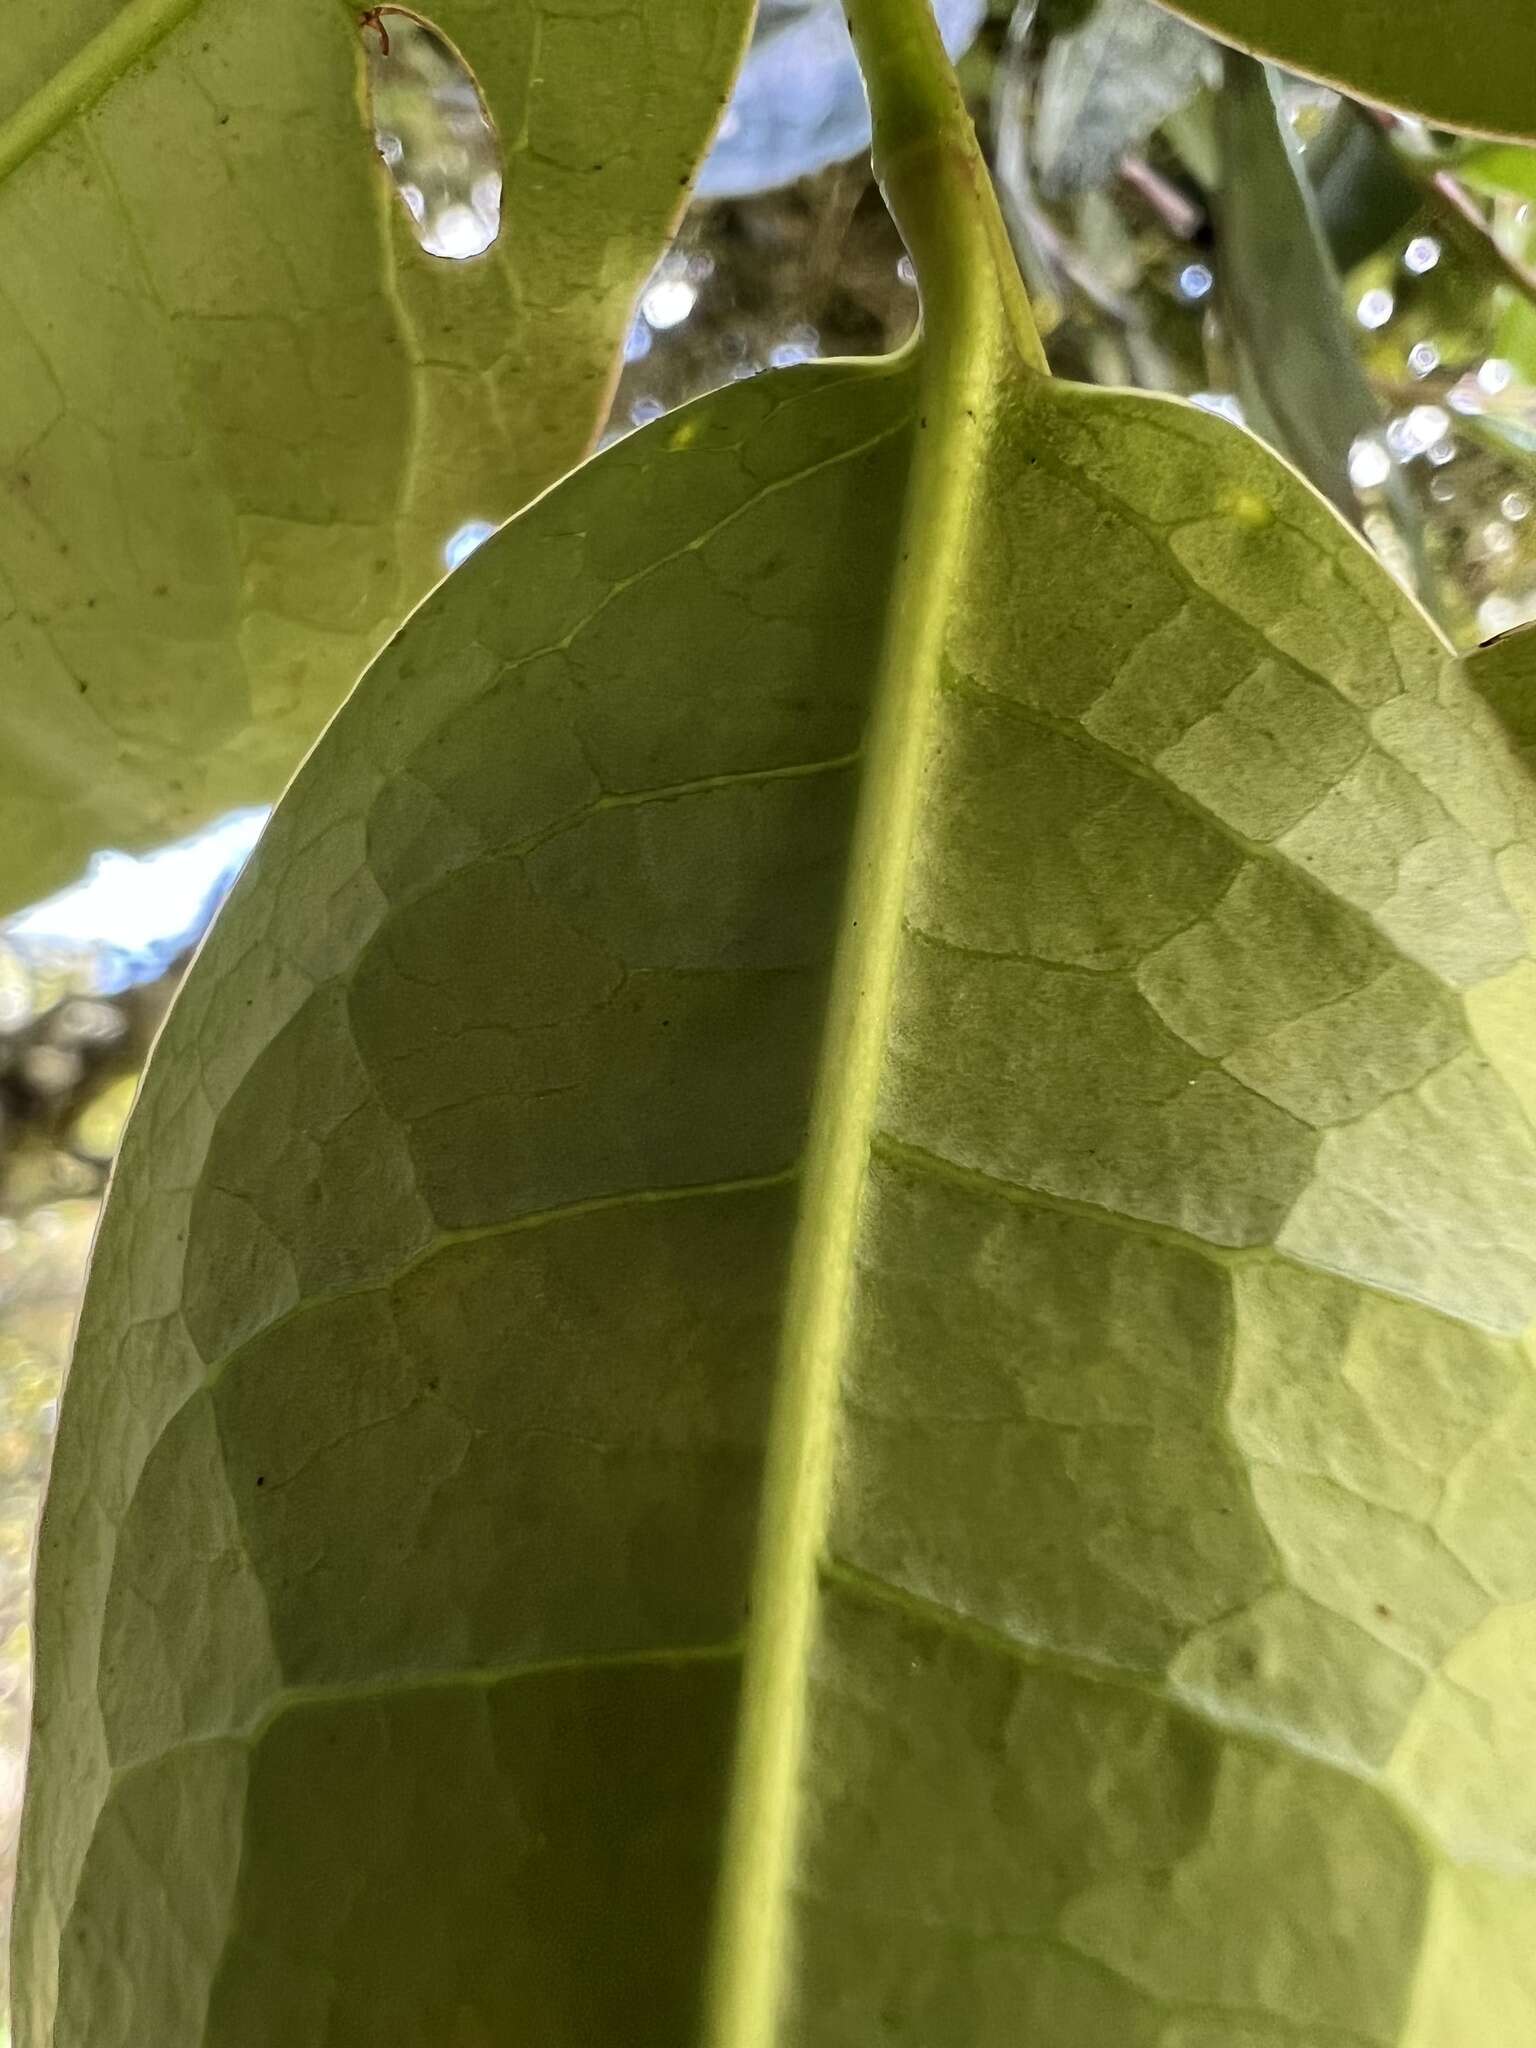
left=1408, top=340, right=1440, bottom=377
left=1356, top=288, right=1395, bottom=331
left=364, top=12, right=501, bottom=262
left=1403, top=235, right=1441, bottom=274
left=1348, top=434, right=1392, bottom=490
left=1428, top=437, right=1457, bottom=465
left=623, top=318, right=653, bottom=364
left=431, top=204, right=490, bottom=260
left=1501, top=491, right=1530, bottom=521
left=1478, top=357, right=1515, bottom=394
left=1178, top=262, right=1214, bottom=301
left=897, top=255, right=917, bottom=288
left=631, top=397, right=666, bottom=427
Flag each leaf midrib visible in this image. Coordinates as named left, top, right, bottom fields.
left=0, top=0, right=216, bottom=183
left=698, top=5, right=1045, bottom=2040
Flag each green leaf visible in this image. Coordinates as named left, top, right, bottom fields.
left=20, top=2, right=1536, bottom=2041
left=0, top=0, right=750, bottom=915
left=1455, top=142, right=1536, bottom=205
left=1211, top=56, right=1425, bottom=575
left=1302, top=101, right=1421, bottom=276
left=1029, top=0, right=1218, bottom=199
left=1469, top=622, right=1536, bottom=772
left=1154, top=0, right=1536, bottom=142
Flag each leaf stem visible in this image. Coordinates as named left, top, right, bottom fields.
left=844, top=0, right=1048, bottom=374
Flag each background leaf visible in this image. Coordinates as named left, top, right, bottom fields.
left=1212, top=52, right=1423, bottom=568
left=0, top=0, right=752, bottom=916
left=1031, top=0, right=1218, bottom=201
left=1154, top=0, right=1536, bottom=142
left=1468, top=621, right=1536, bottom=770
left=22, top=312, right=1536, bottom=2048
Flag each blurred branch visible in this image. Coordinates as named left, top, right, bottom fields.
left=1117, top=154, right=1203, bottom=239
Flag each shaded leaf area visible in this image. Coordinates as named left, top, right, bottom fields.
left=0, top=0, right=751, bottom=916
left=23, top=341, right=1536, bottom=2039
left=1468, top=621, right=1536, bottom=770
left=1155, top=0, right=1536, bottom=143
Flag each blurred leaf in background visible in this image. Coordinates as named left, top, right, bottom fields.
left=991, top=0, right=1536, bottom=641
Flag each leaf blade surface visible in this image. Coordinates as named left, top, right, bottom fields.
left=18, top=35, right=1536, bottom=2048
left=0, top=0, right=750, bottom=913
left=1153, top=0, right=1536, bottom=141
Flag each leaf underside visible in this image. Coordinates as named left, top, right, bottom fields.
left=1469, top=624, right=1536, bottom=777
left=18, top=335, right=1536, bottom=2044
left=1155, top=0, right=1536, bottom=142
left=0, top=0, right=749, bottom=914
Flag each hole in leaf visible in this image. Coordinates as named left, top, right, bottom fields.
left=361, top=8, right=501, bottom=261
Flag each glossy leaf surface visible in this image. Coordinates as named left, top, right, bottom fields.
left=1156, top=0, right=1536, bottom=141
left=19, top=8, right=1536, bottom=2044
left=0, top=0, right=750, bottom=914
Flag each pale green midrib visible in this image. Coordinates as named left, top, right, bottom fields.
left=698, top=363, right=974, bottom=2048
left=105, top=1638, right=744, bottom=1795
left=0, top=0, right=208, bottom=182
left=700, top=43, right=1022, bottom=2048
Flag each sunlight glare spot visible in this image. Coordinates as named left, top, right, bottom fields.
left=1347, top=434, right=1392, bottom=491
left=444, top=520, right=495, bottom=570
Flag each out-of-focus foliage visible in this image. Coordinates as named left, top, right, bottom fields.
left=0, top=942, right=169, bottom=2005
left=992, top=0, right=1536, bottom=644
left=1211, top=56, right=1415, bottom=545
left=1028, top=0, right=1217, bottom=198
left=1157, top=0, right=1536, bottom=144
